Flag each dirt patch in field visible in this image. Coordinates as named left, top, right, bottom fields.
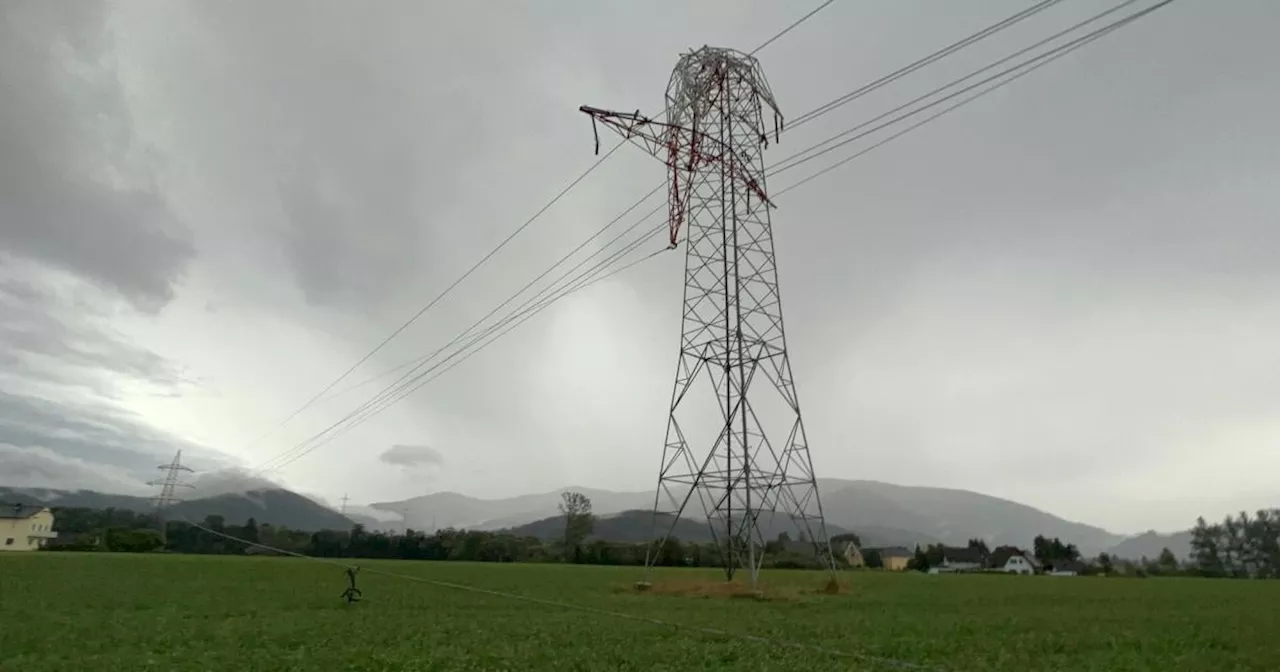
left=620, top=576, right=850, bottom=601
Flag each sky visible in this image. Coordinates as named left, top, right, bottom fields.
left=1, top=0, right=1277, bottom=535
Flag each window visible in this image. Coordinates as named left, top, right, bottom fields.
left=4, top=538, right=13, bottom=546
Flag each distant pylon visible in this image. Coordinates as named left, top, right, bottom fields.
left=580, top=45, right=837, bottom=589
left=340, top=494, right=350, bottom=515
left=147, top=450, right=195, bottom=530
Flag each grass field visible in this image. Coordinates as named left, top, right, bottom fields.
left=2, top=553, right=1277, bottom=671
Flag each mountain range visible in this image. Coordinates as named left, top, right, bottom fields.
left=372, top=478, right=1168, bottom=557
left=2, top=480, right=1199, bottom=560
left=0, top=486, right=354, bottom=531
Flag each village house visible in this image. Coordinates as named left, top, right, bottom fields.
left=841, top=541, right=865, bottom=568
left=931, top=546, right=987, bottom=573
left=876, top=547, right=913, bottom=571
left=840, top=542, right=912, bottom=571
left=0, top=503, right=58, bottom=552
left=989, top=546, right=1039, bottom=575
left=1047, top=559, right=1088, bottom=576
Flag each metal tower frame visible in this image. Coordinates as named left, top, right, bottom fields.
left=581, top=46, right=836, bottom=588
left=148, top=450, right=194, bottom=532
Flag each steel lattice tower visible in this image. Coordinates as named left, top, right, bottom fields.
left=581, top=46, right=835, bottom=588
left=148, top=450, right=194, bottom=531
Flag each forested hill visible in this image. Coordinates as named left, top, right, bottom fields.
left=0, top=486, right=353, bottom=531
left=501, top=509, right=940, bottom=549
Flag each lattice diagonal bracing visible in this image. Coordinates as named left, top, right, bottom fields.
left=581, top=46, right=836, bottom=588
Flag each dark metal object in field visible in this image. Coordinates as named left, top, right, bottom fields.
left=341, top=566, right=363, bottom=604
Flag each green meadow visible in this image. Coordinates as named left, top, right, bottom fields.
left=2, top=552, right=1276, bottom=671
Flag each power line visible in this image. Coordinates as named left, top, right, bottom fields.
left=775, top=3, right=1173, bottom=198
left=318, top=188, right=665, bottom=403
left=249, top=0, right=1176, bottom=478
left=242, top=141, right=624, bottom=453
left=252, top=199, right=668, bottom=474
left=748, top=0, right=837, bottom=56
left=786, top=0, right=1069, bottom=130
left=238, top=0, right=839, bottom=456
left=294, top=2, right=1129, bottom=418
left=256, top=215, right=668, bottom=475
left=768, top=0, right=1152, bottom=178
left=172, top=1, right=1176, bottom=665
left=289, top=3, right=1084, bottom=411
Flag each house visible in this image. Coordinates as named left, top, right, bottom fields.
left=1047, top=560, right=1088, bottom=576
left=875, top=547, right=913, bottom=572
left=0, top=503, right=58, bottom=552
left=989, top=546, right=1038, bottom=575
left=935, top=546, right=986, bottom=572
left=841, top=541, right=865, bottom=568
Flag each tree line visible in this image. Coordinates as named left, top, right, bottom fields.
left=1189, top=509, right=1280, bottom=578
left=33, top=492, right=833, bottom=570
left=31, top=497, right=1280, bottom=579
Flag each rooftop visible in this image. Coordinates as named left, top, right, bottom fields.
left=941, top=547, right=987, bottom=565
left=0, top=503, right=48, bottom=520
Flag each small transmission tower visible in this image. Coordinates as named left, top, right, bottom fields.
left=148, top=450, right=194, bottom=534
left=581, top=46, right=836, bottom=588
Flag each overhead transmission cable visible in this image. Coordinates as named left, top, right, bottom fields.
left=238, top=0, right=837, bottom=456
left=777, top=0, right=1177, bottom=195
left=250, top=0, right=1173, bottom=476
left=243, top=2, right=839, bottom=473
left=254, top=219, right=670, bottom=475
left=295, top=0, right=1152, bottom=411
left=786, top=0, right=1069, bottom=130
left=297, top=0, right=1086, bottom=406
left=240, top=141, right=623, bottom=456
left=767, top=0, right=1151, bottom=177
left=182, top=1, right=1176, bottom=662
left=253, top=210, right=666, bottom=475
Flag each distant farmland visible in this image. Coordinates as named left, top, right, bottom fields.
left=2, top=553, right=1277, bottom=671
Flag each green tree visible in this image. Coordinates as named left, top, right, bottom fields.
left=1157, top=547, right=1180, bottom=573
left=558, top=491, right=594, bottom=560
left=1032, top=535, right=1050, bottom=566
left=106, top=528, right=164, bottom=553
left=907, top=545, right=931, bottom=572
left=241, top=517, right=260, bottom=544
left=864, top=549, right=883, bottom=569
left=1097, top=552, right=1114, bottom=575
left=1032, top=534, right=1080, bottom=568
left=1190, top=516, right=1225, bottom=576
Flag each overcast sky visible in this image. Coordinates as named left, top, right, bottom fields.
left=2, top=0, right=1276, bottom=534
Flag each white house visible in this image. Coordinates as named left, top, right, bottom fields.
left=990, top=547, right=1038, bottom=575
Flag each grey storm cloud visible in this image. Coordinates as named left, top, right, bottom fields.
left=0, top=0, right=193, bottom=310
left=0, top=0, right=1277, bottom=533
left=148, top=1, right=561, bottom=310
left=0, top=388, right=206, bottom=483
left=0, top=277, right=192, bottom=392
left=0, top=443, right=149, bottom=494
left=379, top=444, right=445, bottom=469
left=0, top=264, right=222, bottom=488
left=0, top=272, right=195, bottom=396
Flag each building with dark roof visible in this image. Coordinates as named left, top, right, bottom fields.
left=0, top=503, right=58, bottom=552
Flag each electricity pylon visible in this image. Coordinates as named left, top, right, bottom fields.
left=580, top=45, right=836, bottom=589
left=148, top=450, right=194, bottom=537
